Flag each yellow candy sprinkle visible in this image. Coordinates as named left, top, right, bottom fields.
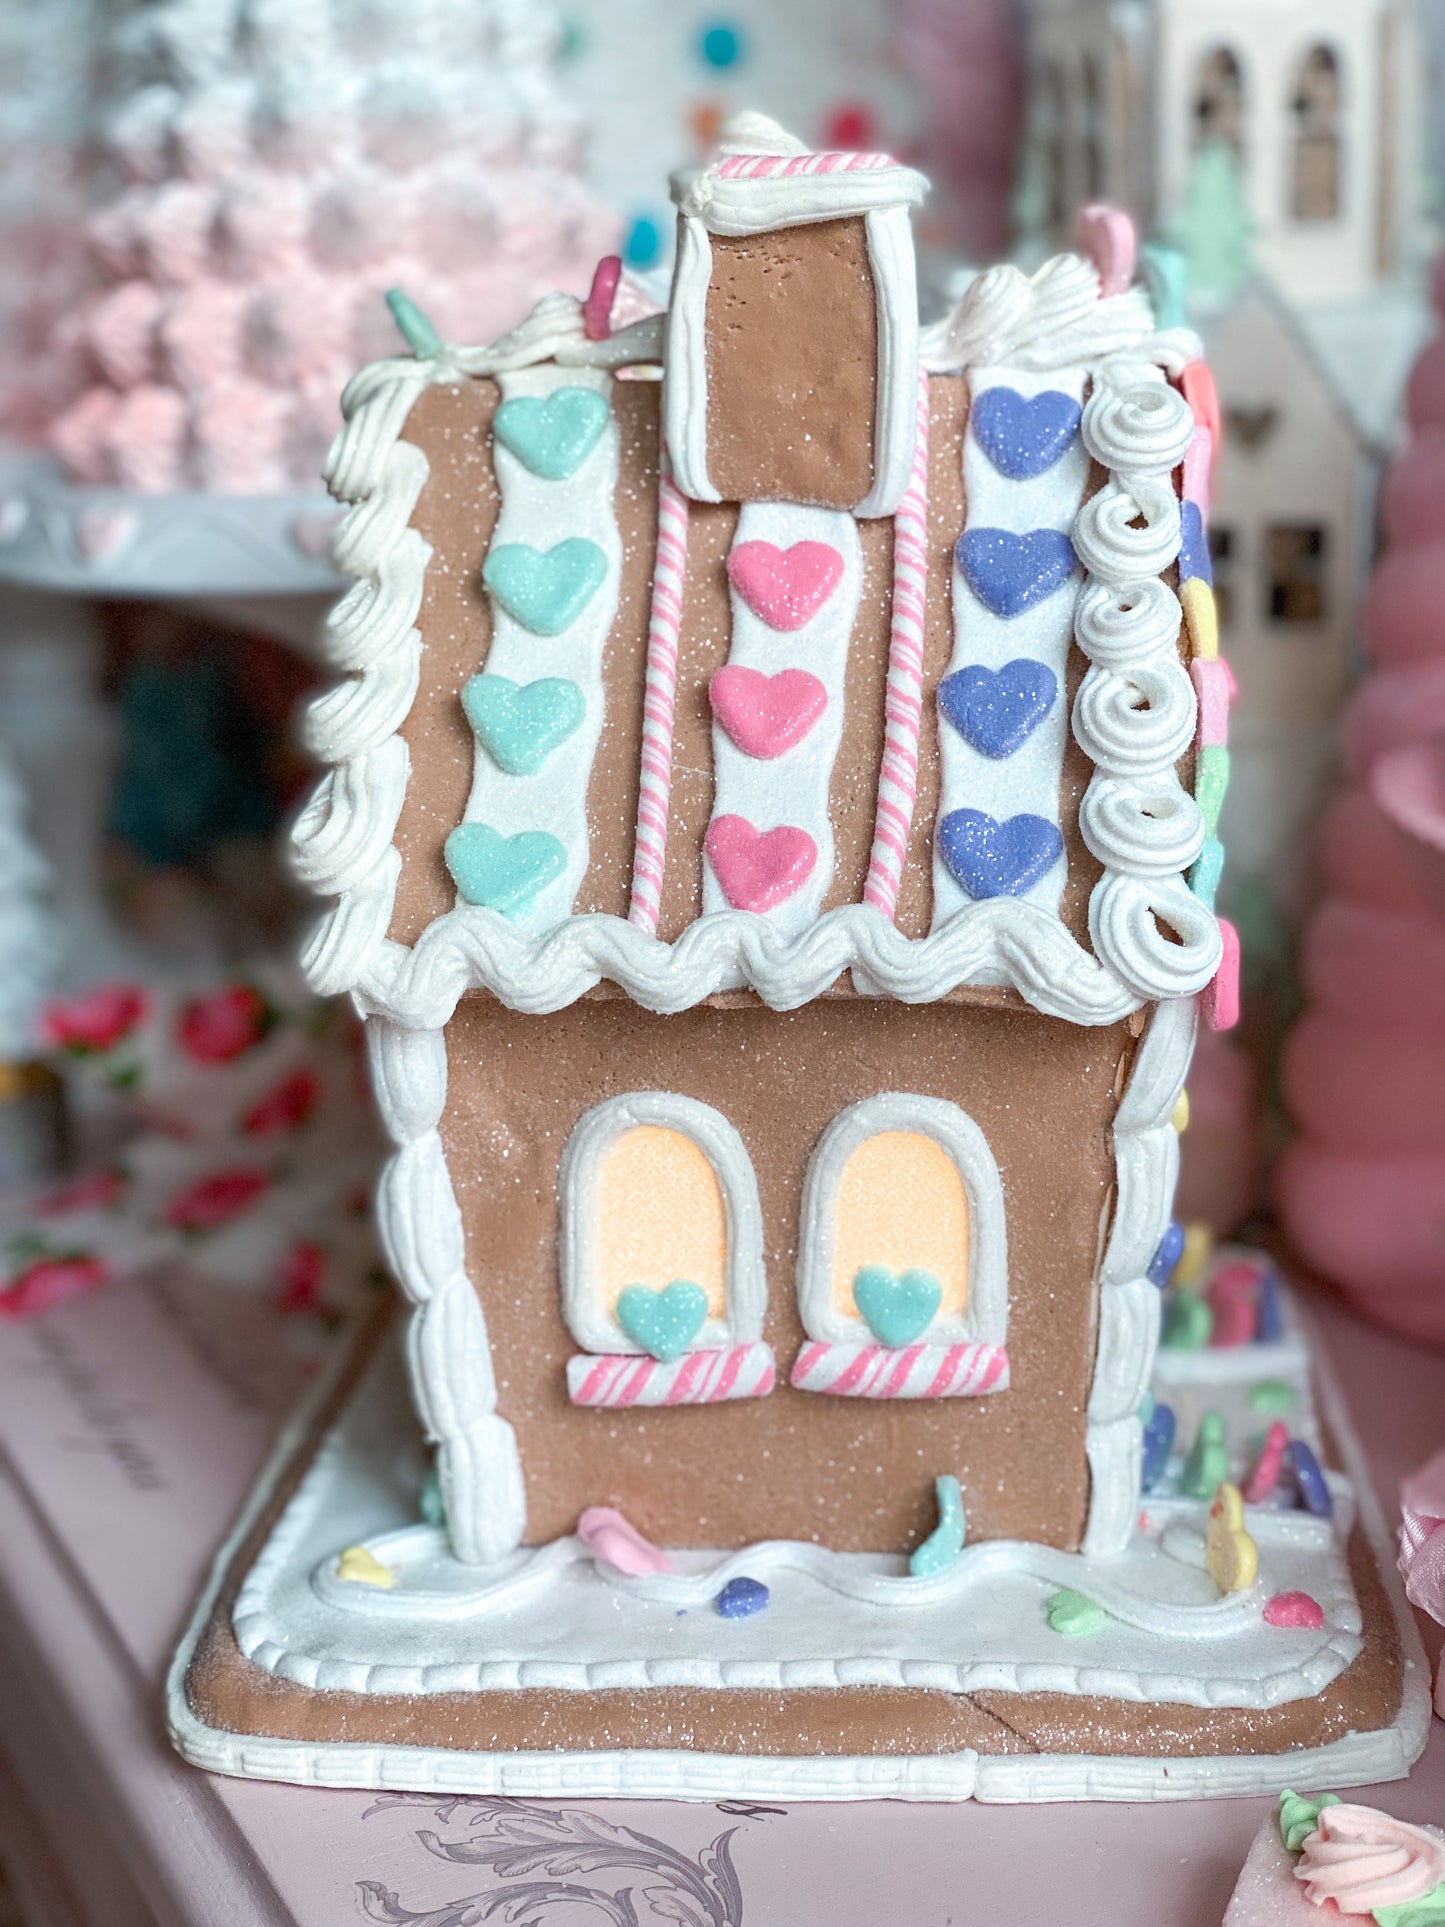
left=337, top=1544, right=395, bottom=1589
left=1205, top=1481, right=1259, bottom=1594
left=1181, top=576, right=1218, bottom=660
left=1172, top=1219, right=1213, bottom=1289
left=1171, top=1089, right=1191, bottom=1133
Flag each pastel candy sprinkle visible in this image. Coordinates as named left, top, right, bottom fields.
left=852, top=1264, right=942, bottom=1348
left=1181, top=576, right=1219, bottom=660
left=1173, top=1221, right=1214, bottom=1289
left=1181, top=1410, right=1229, bottom=1498
left=956, top=526, right=1077, bottom=619
left=1205, top=1481, right=1258, bottom=1594
left=493, top=385, right=610, bottom=481
left=715, top=1575, right=769, bottom=1619
left=1249, top=1378, right=1296, bottom=1415
left=1183, top=360, right=1222, bottom=445
left=420, top=1469, right=445, bottom=1527
left=1208, top=1262, right=1258, bottom=1348
left=444, top=822, right=566, bottom=917
left=1194, top=745, right=1231, bottom=835
left=970, top=387, right=1082, bottom=482
left=1140, top=243, right=1189, bottom=332
left=483, top=536, right=607, bottom=636
left=337, top=1545, right=395, bottom=1588
left=937, top=658, right=1058, bottom=758
left=385, top=286, right=442, bottom=358
left=1171, top=1089, right=1191, bottom=1133
left=1189, top=836, right=1225, bottom=910
left=1076, top=201, right=1136, bottom=298
left=1147, top=1219, right=1185, bottom=1287
left=1206, top=917, right=1242, bottom=1032
left=937, top=807, right=1065, bottom=900
left=1257, top=1271, right=1285, bottom=1343
left=577, top=1505, right=674, bottom=1576
left=616, top=1280, right=708, bottom=1361
left=583, top=254, right=622, bottom=340
left=910, top=1473, right=966, bottom=1577
left=1179, top=501, right=1212, bottom=584
left=461, top=673, right=586, bottom=776
left=1192, top=656, right=1233, bottom=748
left=1287, top=1438, right=1333, bottom=1518
left=1264, top=1590, right=1325, bottom=1630
left=1183, top=425, right=1213, bottom=509
left=1141, top=1400, right=1176, bottom=1492
left=1243, top=1420, right=1289, bottom=1504
left=1162, top=1285, right=1212, bottom=1350
left=1047, top=1587, right=1106, bottom=1636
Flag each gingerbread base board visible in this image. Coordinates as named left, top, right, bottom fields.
left=168, top=1309, right=1430, bottom=1803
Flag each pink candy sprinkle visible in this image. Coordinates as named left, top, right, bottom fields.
left=1205, top=918, right=1241, bottom=1032
left=1263, top=1590, right=1325, bottom=1630
left=1077, top=202, right=1137, bottom=298
left=1244, top=1420, right=1289, bottom=1503
left=583, top=255, right=623, bottom=341
left=577, top=1506, right=674, bottom=1576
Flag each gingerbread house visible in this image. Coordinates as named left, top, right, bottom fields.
left=293, top=114, right=1228, bottom=1573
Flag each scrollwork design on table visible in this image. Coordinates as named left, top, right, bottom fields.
left=358, top=1794, right=775, bottom=1926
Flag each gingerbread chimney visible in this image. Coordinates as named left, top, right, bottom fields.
left=663, top=113, right=928, bottom=516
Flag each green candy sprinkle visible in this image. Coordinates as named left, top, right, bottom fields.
left=1181, top=1410, right=1230, bottom=1499
left=420, top=1468, right=445, bottom=1527
left=1047, top=1588, right=1106, bottom=1636
left=1162, top=1285, right=1212, bottom=1350
left=910, top=1474, right=966, bottom=1577
left=386, top=287, right=443, bottom=358
left=1249, top=1379, right=1297, bottom=1415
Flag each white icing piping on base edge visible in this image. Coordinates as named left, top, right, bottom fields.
left=1082, top=994, right=1195, bottom=1557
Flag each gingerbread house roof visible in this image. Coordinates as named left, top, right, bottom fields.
left=293, top=126, right=1226, bottom=1034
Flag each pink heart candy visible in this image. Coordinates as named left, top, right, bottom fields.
left=709, top=665, right=828, bottom=760
left=726, top=539, right=843, bottom=633
left=705, top=814, right=818, bottom=913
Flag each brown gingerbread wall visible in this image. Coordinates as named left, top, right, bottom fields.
left=440, top=993, right=1136, bottom=1555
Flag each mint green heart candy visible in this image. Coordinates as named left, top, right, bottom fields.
left=852, top=1265, right=942, bottom=1348
left=482, top=537, right=607, bottom=637
left=493, top=386, right=610, bottom=480
left=616, top=1281, right=708, bottom=1362
left=444, top=822, right=566, bottom=917
left=461, top=673, right=585, bottom=776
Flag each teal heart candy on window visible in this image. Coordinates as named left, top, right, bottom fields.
left=444, top=822, right=566, bottom=917
left=482, top=538, right=607, bottom=637
left=493, top=386, right=610, bottom=480
left=461, top=673, right=586, bottom=776
left=616, top=1281, right=709, bottom=1362
left=852, top=1265, right=943, bottom=1348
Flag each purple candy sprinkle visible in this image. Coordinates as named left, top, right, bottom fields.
left=715, top=1576, right=769, bottom=1619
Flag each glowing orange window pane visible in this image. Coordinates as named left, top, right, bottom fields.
left=831, top=1131, right=969, bottom=1319
left=596, top=1125, right=727, bottom=1318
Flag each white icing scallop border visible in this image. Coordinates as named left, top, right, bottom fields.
left=795, top=1093, right=1007, bottom=1349
left=558, top=1091, right=767, bottom=1355
left=1082, top=995, right=1195, bottom=1557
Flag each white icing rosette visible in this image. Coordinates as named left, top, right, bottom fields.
left=1082, top=379, right=1195, bottom=478
left=1074, top=576, right=1183, bottom=673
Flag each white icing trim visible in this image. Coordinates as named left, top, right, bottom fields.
left=558, top=1092, right=766, bottom=1354
left=366, top=1019, right=524, bottom=1565
left=795, top=1094, right=1007, bottom=1350
left=670, top=158, right=927, bottom=239
left=705, top=503, right=860, bottom=932
left=855, top=205, right=921, bottom=518
left=333, top=900, right=1159, bottom=1029
left=660, top=215, right=718, bottom=505
left=458, top=365, right=620, bottom=927
left=931, top=362, right=1089, bottom=932
left=1082, top=996, right=1196, bottom=1556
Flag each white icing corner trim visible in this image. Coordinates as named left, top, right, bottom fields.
left=367, top=1019, right=525, bottom=1564
left=661, top=216, right=719, bottom=505
left=559, top=1092, right=766, bottom=1355
left=796, top=1094, right=1007, bottom=1351
left=1082, top=996, right=1196, bottom=1557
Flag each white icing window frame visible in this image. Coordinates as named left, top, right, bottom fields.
left=560, top=1091, right=765, bottom=1355
left=796, top=1093, right=1008, bottom=1350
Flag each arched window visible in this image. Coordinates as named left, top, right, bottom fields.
left=1292, top=45, right=1342, bottom=221
left=1194, top=46, right=1245, bottom=159
left=791, top=1095, right=1009, bottom=1400
left=560, top=1093, right=774, bottom=1406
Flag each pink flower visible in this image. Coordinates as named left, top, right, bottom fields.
left=165, top=1168, right=269, bottom=1232
left=1295, top=1805, right=1445, bottom=1912
left=36, top=1168, right=126, bottom=1216
left=1, top=1254, right=110, bottom=1319
left=176, top=984, right=272, bottom=1063
left=276, top=1241, right=326, bottom=1313
left=43, top=984, right=148, bottom=1055
left=242, top=1068, right=320, bottom=1136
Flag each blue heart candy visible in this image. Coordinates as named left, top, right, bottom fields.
left=971, top=386, right=1082, bottom=480
left=956, top=527, right=1077, bottom=619
left=444, top=822, right=566, bottom=916
left=938, top=808, right=1064, bottom=899
left=938, top=658, right=1058, bottom=759
left=482, top=537, right=607, bottom=637
left=616, top=1281, right=708, bottom=1362
left=493, top=386, right=610, bottom=481
left=1179, top=500, right=1212, bottom=584
left=461, top=673, right=586, bottom=776
left=852, top=1265, right=943, bottom=1348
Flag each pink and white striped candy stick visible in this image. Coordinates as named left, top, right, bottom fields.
left=863, top=371, right=931, bottom=918
left=718, top=150, right=897, bottom=181
left=567, top=1341, right=775, bottom=1408
left=789, top=1338, right=1009, bottom=1399
left=627, top=462, right=690, bottom=933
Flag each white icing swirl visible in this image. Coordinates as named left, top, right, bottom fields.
left=1071, top=476, right=1181, bottom=583
left=1082, top=380, right=1195, bottom=478
left=1295, top=1806, right=1445, bottom=1913
left=1074, top=576, right=1182, bottom=671
left=922, top=252, right=1157, bottom=374
left=1088, top=871, right=1223, bottom=1002
left=1073, top=661, right=1197, bottom=777
left=1079, top=773, right=1205, bottom=876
